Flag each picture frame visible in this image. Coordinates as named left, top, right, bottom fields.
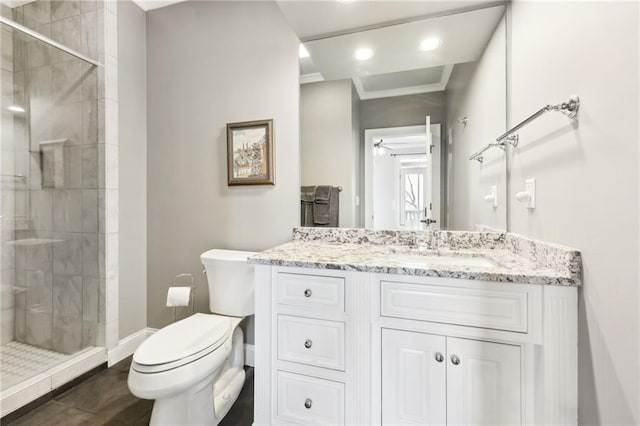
left=226, top=119, right=274, bottom=186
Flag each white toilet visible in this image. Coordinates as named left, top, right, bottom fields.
left=128, top=249, right=257, bottom=425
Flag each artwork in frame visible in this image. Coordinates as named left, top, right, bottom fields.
left=226, top=119, right=274, bottom=186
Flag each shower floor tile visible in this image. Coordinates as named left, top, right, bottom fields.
left=0, top=342, right=71, bottom=391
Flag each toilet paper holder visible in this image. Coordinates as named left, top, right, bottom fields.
left=170, top=273, right=197, bottom=323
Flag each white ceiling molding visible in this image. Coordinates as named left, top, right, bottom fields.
left=300, top=73, right=324, bottom=85
left=131, top=0, right=189, bottom=12
left=353, top=64, right=454, bottom=100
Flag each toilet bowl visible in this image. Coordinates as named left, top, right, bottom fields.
left=128, top=249, right=256, bottom=425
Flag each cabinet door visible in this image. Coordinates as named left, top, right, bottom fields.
left=446, top=337, right=521, bottom=426
left=381, top=329, right=446, bottom=425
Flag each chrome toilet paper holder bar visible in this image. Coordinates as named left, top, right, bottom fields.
left=172, top=273, right=197, bottom=323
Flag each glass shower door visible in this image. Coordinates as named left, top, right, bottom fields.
left=1, top=19, right=101, bottom=390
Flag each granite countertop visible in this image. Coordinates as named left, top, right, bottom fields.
left=249, top=228, right=583, bottom=287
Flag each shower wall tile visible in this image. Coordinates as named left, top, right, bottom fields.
left=81, top=190, right=98, bottom=232
left=53, top=189, right=82, bottom=232
left=98, top=143, right=118, bottom=189
left=51, top=1, right=81, bottom=22
left=1, top=273, right=15, bottom=310
left=1, top=309, right=15, bottom=344
left=80, top=10, right=98, bottom=60
left=52, top=59, right=82, bottom=104
left=81, top=0, right=98, bottom=14
left=82, top=145, right=98, bottom=188
left=25, top=240, right=53, bottom=272
left=83, top=276, right=98, bottom=322
left=53, top=101, right=82, bottom=144
left=14, top=307, right=26, bottom=341
left=82, top=320, right=97, bottom=347
left=1, top=3, right=12, bottom=19
left=25, top=24, right=51, bottom=69
left=52, top=231, right=82, bottom=275
left=52, top=273, right=82, bottom=353
left=25, top=309, right=53, bottom=349
left=81, top=64, right=98, bottom=101
left=29, top=190, right=53, bottom=231
left=29, top=153, right=42, bottom=190
left=82, top=100, right=98, bottom=145
left=82, top=232, right=98, bottom=277
left=63, top=146, right=83, bottom=188
left=1, top=29, right=13, bottom=71
left=22, top=0, right=50, bottom=28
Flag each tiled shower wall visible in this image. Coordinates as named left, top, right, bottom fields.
left=1, top=0, right=119, bottom=354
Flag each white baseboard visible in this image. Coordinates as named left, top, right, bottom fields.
left=107, top=328, right=156, bottom=366
left=108, top=328, right=255, bottom=368
left=244, top=344, right=255, bottom=368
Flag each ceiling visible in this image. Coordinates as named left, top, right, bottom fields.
left=295, top=4, right=505, bottom=100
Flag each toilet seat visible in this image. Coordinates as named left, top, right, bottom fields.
left=133, top=313, right=231, bottom=374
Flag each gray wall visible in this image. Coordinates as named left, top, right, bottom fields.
left=118, top=0, right=147, bottom=338
left=507, top=2, right=639, bottom=424
left=359, top=92, right=446, bottom=131
left=146, top=1, right=299, bottom=336
left=300, top=80, right=357, bottom=228
left=445, top=16, right=506, bottom=231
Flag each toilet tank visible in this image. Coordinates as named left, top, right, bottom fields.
left=200, top=249, right=257, bottom=317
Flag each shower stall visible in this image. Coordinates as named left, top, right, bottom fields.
left=0, top=1, right=112, bottom=416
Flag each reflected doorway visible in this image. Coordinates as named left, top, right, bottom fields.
left=364, top=122, right=441, bottom=230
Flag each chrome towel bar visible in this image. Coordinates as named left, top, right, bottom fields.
left=469, top=95, right=580, bottom=163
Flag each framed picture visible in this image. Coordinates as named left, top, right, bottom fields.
left=226, top=119, right=274, bottom=186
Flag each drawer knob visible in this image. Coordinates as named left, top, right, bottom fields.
left=450, top=355, right=461, bottom=365
left=304, top=339, right=313, bottom=349
left=435, top=352, right=444, bottom=363
left=304, top=289, right=312, bottom=298
left=304, top=398, right=313, bottom=409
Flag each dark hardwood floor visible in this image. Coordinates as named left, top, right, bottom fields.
left=6, top=357, right=254, bottom=426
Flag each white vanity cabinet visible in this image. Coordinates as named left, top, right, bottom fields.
left=382, top=329, right=521, bottom=425
left=254, top=265, right=578, bottom=426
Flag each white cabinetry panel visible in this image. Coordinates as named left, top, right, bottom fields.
left=381, top=280, right=529, bottom=333
left=446, top=337, right=521, bottom=426
left=381, top=329, right=446, bottom=425
left=276, top=370, right=345, bottom=425
left=277, top=315, right=345, bottom=371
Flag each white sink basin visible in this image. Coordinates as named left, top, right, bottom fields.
left=388, top=253, right=497, bottom=269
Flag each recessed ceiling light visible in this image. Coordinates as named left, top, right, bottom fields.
left=420, top=37, right=442, bottom=52
left=299, top=44, right=310, bottom=59
left=354, top=47, right=373, bottom=61
left=7, top=105, right=25, bottom=113
left=337, top=0, right=353, bottom=3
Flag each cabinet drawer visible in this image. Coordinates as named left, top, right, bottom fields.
left=381, top=281, right=528, bottom=333
left=277, top=315, right=345, bottom=371
left=276, top=272, right=345, bottom=312
left=277, top=370, right=345, bottom=425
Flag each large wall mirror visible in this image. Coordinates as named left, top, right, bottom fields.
left=279, top=2, right=508, bottom=232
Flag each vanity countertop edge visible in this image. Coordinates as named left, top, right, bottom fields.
left=248, top=228, right=583, bottom=287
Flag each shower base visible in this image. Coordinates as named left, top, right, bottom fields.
left=0, top=342, right=71, bottom=391
left=0, top=343, right=105, bottom=417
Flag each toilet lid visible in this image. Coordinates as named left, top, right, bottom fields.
left=134, top=313, right=231, bottom=367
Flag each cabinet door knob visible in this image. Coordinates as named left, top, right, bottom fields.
left=304, top=289, right=312, bottom=298
left=304, top=398, right=313, bottom=409
left=435, top=352, right=444, bottom=363
left=304, top=339, right=313, bottom=349
left=450, top=355, right=461, bottom=365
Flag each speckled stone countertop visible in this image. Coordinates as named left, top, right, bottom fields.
left=249, top=228, right=583, bottom=287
